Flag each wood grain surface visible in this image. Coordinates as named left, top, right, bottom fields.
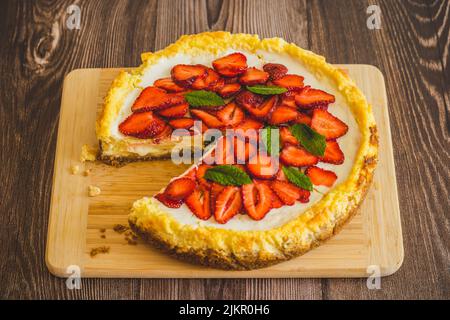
left=0, top=0, right=448, bottom=299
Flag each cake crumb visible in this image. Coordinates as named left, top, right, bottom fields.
left=99, top=228, right=106, bottom=233
left=70, top=164, right=80, bottom=175
left=80, top=144, right=97, bottom=162
left=90, top=246, right=110, bottom=257
left=100, top=235, right=106, bottom=239
left=113, top=224, right=129, bottom=234
left=88, top=185, right=101, bottom=197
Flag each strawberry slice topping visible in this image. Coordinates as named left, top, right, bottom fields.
left=239, top=67, right=270, bottom=85
left=154, top=77, right=185, bottom=93
left=190, top=109, right=224, bottom=128
left=216, top=102, right=245, bottom=127
left=209, top=182, right=225, bottom=213
left=233, top=118, right=264, bottom=138
left=311, top=109, right=348, bottom=139
left=242, top=181, right=273, bottom=220
left=191, top=68, right=221, bottom=90
left=295, top=86, right=335, bottom=109
left=131, top=86, right=185, bottom=112
left=217, top=83, right=241, bottom=98
left=280, top=91, right=297, bottom=108
left=185, top=187, right=211, bottom=220
left=244, top=95, right=278, bottom=120
left=295, top=113, right=312, bottom=126
left=280, top=126, right=299, bottom=146
left=270, top=180, right=310, bottom=205
left=196, top=164, right=212, bottom=188
left=164, top=177, right=197, bottom=200
left=214, top=186, right=242, bottom=224
left=271, top=191, right=284, bottom=208
left=235, top=90, right=265, bottom=112
left=155, top=193, right=183, bottom=208
left=156, top=103, right=188, bottom=118
left=168, top=117, right=194, bottom=130
left=171, top=64, right=208, bottom=87
left=263, top=63, right=288, bottom=80
left=280, top=145, right=319, bottom=167
left=320, top=140, right=344, bottom=164
left=212, top=53, right=248, bottom=77
left=272, top=74, right=304, bottom=91
left=246, top=154, right=279, bottom=179
left=269, top=105, right=299, bottom=125
left=119, top=111, right=168, bottom=139
left=305, top=166, right=337, bottom=187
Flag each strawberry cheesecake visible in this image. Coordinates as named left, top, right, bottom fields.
left=96, top=32, right=378, bottom=269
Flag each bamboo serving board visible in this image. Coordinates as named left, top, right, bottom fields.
left=46, top=65, right=403, bottom=278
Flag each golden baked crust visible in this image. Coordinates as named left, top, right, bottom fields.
left=122, top=32, right=378, bottom=270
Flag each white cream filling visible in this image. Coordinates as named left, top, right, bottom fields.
left=112, top=50, right=361, bottom=230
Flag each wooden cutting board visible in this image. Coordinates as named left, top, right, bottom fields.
left=46, top=65, right=403, bottom=278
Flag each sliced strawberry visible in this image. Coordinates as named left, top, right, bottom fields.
left=191, top=68, right=221, bottom=90
left=295, top=113, right=312, bottom=126
left=271, top=191, right=284, bottom=208
left=233, top=118, right=264, bottom=139
left=171, top=64, right=208, bottom=87
left=263, top=63, right=288, bottom=80
left=280, top=145, right=318, bottom=167
left=234, top=137, right=257, bottom=164
left=305, top=166, right=337, bottom=187
left=155, top=193, right=183, bottom=208
left=214, top=136, right=235, bottom=165
left=276, top=167, right=287, bottom=181
left=131, top=86, right=185, bottom=112
left=185, top=166, right=197, bottom=180
left=268, top=105, right=299, bottom=125
left=235, top=90, right=265, bottom=111
left=247, top=154, right=279, bottom=179
left=242, top=181, right=273, bottom=220
left=280, top=126, right=299, bottom=146
left=154, top=77, right=185, bottom=93
left=164, top=177, right=196, bottom=200
left=239, top=67, right=269, bottom=85
left=190, top=109, right=224, bottom=128
left=270, top=180, right=310, bottom=205
left=216, top=102, right=245, bottom=127
left=243, top=95, right=278, bottom=120
left=210, top=182, right=225, bottom=213
left=217, top=83, right=241, bottom=98
left=196, top=164, right=212, bottom=188
left=212, top=53, right=248, bottom=77
left=185, top=187, right=211, bottom=220
left=168, top=117, right=194, bottom=130
left=119, top=111, right=167, bottom=139
left=156, top=102, right=188, bottom=118
left=224, top=76, right=239, bottom=84
left=311, top=109, right=348, bottom=139
left=280, top=91, right=297, bottom=108
left=214, top=186, right=242, bottom=224
left=272, top=74, right=304, bottom=91
left=320, top=140, right=344, bottom=164
left=153, top=125, right=173, bottom=143
left=295, top=86, right=335, bottom=109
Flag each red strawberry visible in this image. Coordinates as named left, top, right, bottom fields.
left=295, top=113, right=312, bottom=126
left=191, top=68, right=221, bottom=90
left=168, top=117, right=194, bottom=130
left=242, top=181, right=273, bottom=220
left=280, top=91, right=297, bottom=108
left=212, top=53, right=248, bottom=77
left=270, top=180, right=310, bottom=205
left=164, top=177, right=197, bottom=200
left=263, top=63, right=288, bottom=80
left=214, top=136, right=235, bottom=165
left=217, top=83, right=241, bottom=98
left=239, top=67, right=269, bottom=85
left=311, top=109, right=348, bottom=139
left=209, top=182, right=225, bottom=213
left=216, top=102, right=245, bottom=127
left=171, top=64, right=208, bottom=87
left=153, top=125, right=173, bottom=142
left=131, top=86, right=185, bottom=112
left=233, top=118, right=264, bottom=138
left=280, top=126, right=299, bottom=146
left=196, top=164, right=212, bottom=188
left=268, top=105, right=299, bottom=125
left=271, top=191, right=284, bottom=208
left=273, top=74, right=304, bottom=91
left=185, top=166, right=197, bottom=180
left=155, top=193, right=183, bottom=208
left=235, top=90, right=265, bottom=112
left=276, top=167, right=287, bottom=181
left=247, top=154, right=279, bottom=179
left=119, top=111, right=167, bottom=139
left=224, top=76, right=239, bottom=84
left=321, top=140, right=344, bottom=164
left=185, top=187, right=211, bottom=220
left=305, top=166, right=337, bottom=187
left=214, top=186, right=242, bottom=224
left=244, top=95, right=278, bottom=120
left=156, top=103, right=188, bottom=118
left=234, top=137, right=257, bottom=164
left=280, top=145, right=318, bottom=167
left=154, top=77, right=185, bottom=93
left=295, top=86, right=335, bottom=108
left=190, top=109, right=224, bottom=128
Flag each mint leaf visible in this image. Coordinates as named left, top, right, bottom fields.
left=282, top=166, right=313, bottom=191
left=289, top=123, right=326, bottom=156
left=185, top=90, right=225, bottom=107
left=246, top=85, right=287, bottom=95
left=204, top=165, right=252, bottom=186
left=260, top=126, right=280, bottom=156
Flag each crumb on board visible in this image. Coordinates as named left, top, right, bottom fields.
left=70, top=164, right=80, bottom=175
left=80, top=144, right=97, bottom=162
left=100, top=234, right=106, bottom=239
left=99, top=228, right=106, bottom=233
left=88, top=185, right=101, bottom=197
left=125, top=231, right=139, bottom=245
left=113, top=224, right=129, bottom=234
left=90, top=246, right=110, bottom=257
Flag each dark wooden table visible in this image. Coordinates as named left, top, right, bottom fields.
left=1, top=0, right=448, bottom=300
